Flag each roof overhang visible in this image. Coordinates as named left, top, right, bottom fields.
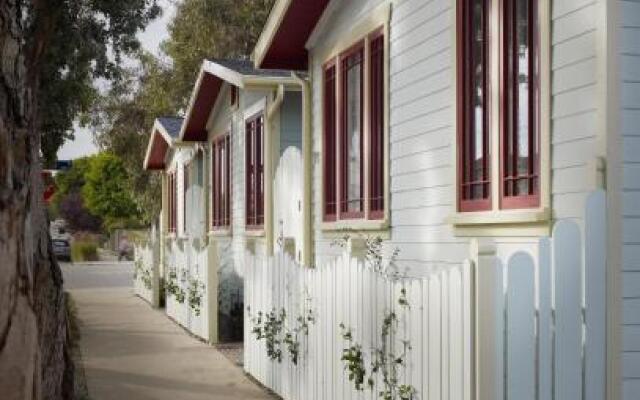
left=253, top=0, right=331, bottom=70
left=143, top=120, right=176, bottom=171
left=179, top=60, right=300, bottom=142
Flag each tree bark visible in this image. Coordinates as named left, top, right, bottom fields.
left=0, top=1, right=74, bottom=399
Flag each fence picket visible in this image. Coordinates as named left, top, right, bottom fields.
left=553, top=221, right=583, bottom=400
left=585, top=190, right=606, bottom=400
left=506, top=252, right=536, bottom=400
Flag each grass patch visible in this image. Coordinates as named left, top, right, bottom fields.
left=71, top=241, right=98, bottom=262
left=65, top=293, right=91, bottom=400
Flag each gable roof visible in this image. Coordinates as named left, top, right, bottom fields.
left=157, top=116, right=183, bottom=139
left=143, top=117, right=184, bottom=170
left=179, top=59, right=302, bottom=142
left=253, top=0, right=331, bottom=69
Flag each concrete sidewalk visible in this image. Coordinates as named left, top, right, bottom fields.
left=70, top=287, right=275, bottom=400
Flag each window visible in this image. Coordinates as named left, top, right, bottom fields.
left=458, top=0, right=490, bottom=212
left=168, top=172, right=176, bottom=233
left=230, top=86, right=238, bottom=107
left=323, top=63, right=337, bottom=221
left=183, top=164, right=189, bottom=232
left=457, top=0, right=539, bottom=212
left=212, top=133, right=231, bottom=229
left=501, top=0, right=539, bottom=209
left=369, top=32, right=385, bottom=219
left=322, top=28, right=386, bottom=222
left=246, top=114, right=264, bottom=228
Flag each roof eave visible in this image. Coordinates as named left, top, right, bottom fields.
left=253, top=0, right=292, bottom=69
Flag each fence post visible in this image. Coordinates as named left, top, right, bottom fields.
left=207, top=240, right=220, bottom=344
left=471, top=238, right=498, bottom=400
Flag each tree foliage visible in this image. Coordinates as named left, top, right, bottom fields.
left=162, top=0, right=275, bottom=107
left=26, top=0, right=162, bottom=166
left=91, top=0, right=275, bottom=225
left=83, top=153, right=140, bottom=229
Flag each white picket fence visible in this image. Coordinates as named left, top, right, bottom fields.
left=165, top=239, right=212, bottom=341
left=244, top=252, right=475, bottom=400
left=477, top=190, right=607, bottom=400
left=133, top=238, right=160, bottom=307
left=244, top=191, right=607, bottom=400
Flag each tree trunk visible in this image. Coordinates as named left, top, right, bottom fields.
left=0, top=1, right=74, bottom=399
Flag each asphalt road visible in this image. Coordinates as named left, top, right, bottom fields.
left=61, top=261, right=133, bottom=290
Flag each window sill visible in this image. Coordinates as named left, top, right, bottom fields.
left=448, top=207, right=551, bottom=237
left=208, top=229, right=232, bottom=238
left=321, top=218, right=389, bottom=234
left=245, top=229, right=265, bottom=238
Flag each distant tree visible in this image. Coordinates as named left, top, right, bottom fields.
left=83, top=153, right=140, bottom=230
left=58, top=192, right=103, bottom=232
left=161, top=0, right=275, bottom=108
left=91, top=0, right=275, bottom=224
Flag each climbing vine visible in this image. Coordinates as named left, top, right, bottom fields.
left=335, top=235, right=416, bottom=400
left=187, top=277, right=205, bottom=316
left=166, top=267, right=186, bottom=304
left=249, top=292, right=315, bottom=365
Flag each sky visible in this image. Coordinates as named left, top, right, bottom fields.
left=56, top=0, right=177, bottom=161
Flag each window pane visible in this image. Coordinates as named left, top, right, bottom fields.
left=460, top=0, right=489, bottom=207
left=323, top=65, right=337, bottom=220
left=502, top=0, right=539, bottom=205
left=369, top=34, right=384, bottom=217
left=344, top=50, right=363, bottom=214
left=516, top=0, right=530, bottom=194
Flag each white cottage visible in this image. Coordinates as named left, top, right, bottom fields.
left=140, top=0, right=639, bottom=398
left=242, top=0, right=638, bottom=399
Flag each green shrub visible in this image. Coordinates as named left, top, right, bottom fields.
left=71, top=241, right=98, bottom=262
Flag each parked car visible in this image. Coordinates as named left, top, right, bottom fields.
left=52, top=239, right=71, bottom=261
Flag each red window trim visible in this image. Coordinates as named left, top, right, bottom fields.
left=168, top=172, right=176, bottom=233
left=339, top=41, right=365, bottom=220
left=323, top=60, right=338, bottom=222
left=457, top=0, right=492, bottom=213
left=183, top=163, right=189, bottom=232
left=230, top=86, right=238, bottom=107
left=499, top=0, right=540, bottom=210
left=368, top=29, right=385, bottom=221
left=322, top=28, right=387, bottom=223
left=212, top=133, right=232, bottom=229
left=245, top=113, right=264, bottom=229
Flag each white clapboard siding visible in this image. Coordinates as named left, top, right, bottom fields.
left=244, top=251, right=474, bottom=400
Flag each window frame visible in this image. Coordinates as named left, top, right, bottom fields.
left=499, top=0, right=540, bottom=210
left=368, top=29, right=385, bottom=220
left=245, top=112, right=264, bottom=230
left=322, top=60, right=338, bottom=222
left=168, top=171, right=176, bottom=233
left=211, top=132, right=232, bottom=230
left=321, top=26, right=388, bottom=227
left=456, top=0, right=492, bottom=213
left=339, top=40, right=366, bottom=220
